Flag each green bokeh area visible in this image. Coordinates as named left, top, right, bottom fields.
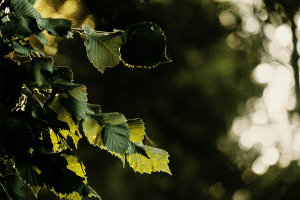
left=5, top=0, right=298, bottom=199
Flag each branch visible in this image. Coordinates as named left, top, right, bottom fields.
left=290, top=10, right=300, bottom=114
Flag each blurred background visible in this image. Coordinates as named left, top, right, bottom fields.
left=27, top=0, right=300, bottom=199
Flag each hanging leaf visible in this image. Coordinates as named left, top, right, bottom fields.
left=43, top=18, right=73, bottom=38
left=83, top=24, right=124, bottom=73
left=120, top=22, right=171, bottom=68
left=127, top=142, right=171, bottom=175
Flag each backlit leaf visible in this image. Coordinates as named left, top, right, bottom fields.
left=127, top=118, right=146, bottom=143
left=120, top=22, right=171, bottom=68
left=127, top=143, right=171, bottom=175
left=83, top=24, right=124, bottom=73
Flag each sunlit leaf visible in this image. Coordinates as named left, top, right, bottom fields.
left=83, top=24, right=124, bottom=73
left=31, top=150, right=99, bottom=199
left=127, top=143, right=171, bottom=175
left=127, top=118, right=146, bottom=143
left=47, top=94, right=82, bottom=148
left=120, top=22, right=171, bottom=68
left=82, top=113, right=130, bottom=164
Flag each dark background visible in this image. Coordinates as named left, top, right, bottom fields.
left=26, top=0, right=300, bottom=199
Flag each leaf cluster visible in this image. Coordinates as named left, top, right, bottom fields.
left=0, top=0, right=171, bottom=199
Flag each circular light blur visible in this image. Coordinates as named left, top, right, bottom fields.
left=243, top=17, right=260, bottom=34
left=262, top=147, right=280, bottom=165
left=275, top=24, right=292, bottom=47
left=252, top=63, right=274, bottom=84
left=252, top=157, right=269, bottom=175
left=219, top=10, right=237, bottom=29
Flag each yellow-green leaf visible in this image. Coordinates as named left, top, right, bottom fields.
left=127, top=144, right=171, bottom=175
left=127, top=118, right=146, bottom=143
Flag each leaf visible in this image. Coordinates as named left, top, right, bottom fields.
left=127, top=143, right=171, bottom=175
left=1, top=14, right=35, bottom=39
left=127, top=118, right=146, bottom=143
left=83, top=24, right=124, bottom=73
left=3, top=174, right=26, bottom=200
left=120, top=22, right=171, bottom=68
left=12, top=154, right=42, bottom=187
left=10, top=0, right=41, bottom=19
left=101, top=123, right=130, bottom=156
left=82, top=113, right=130, bottom=164
left=11, top=40, right=33, bottom=56
left=23, top=56, right=53, bottom=89
left=31, top=150, right=100, bottom=199
left=34, top=31, right=48, bottom=45
left=128, top=119, right=157, bottom=147
left=47, top=94, right=82, bottom=148
left=43, top=18, right=73, bottom=38
left=53, top=66, right=74, bottom=82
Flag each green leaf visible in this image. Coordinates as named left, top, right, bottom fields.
left=43, top=18, right=73, bottom=38
left=11, top=40, right=33, bottom=56
left=82, top=113, right=130, bottom=164
left=83, top=24, right=124, bottom=73
left=1, top=14, right=35, bottom=39
left=13, top=155, right=42, bottom=187
left=34, top=31, right=48, bottom=45
left=102, top=123, right=130, bottom=156
left=23, top=57, right=53, bottom=89
left=10, top=0, right=41, bottom=19
left=120, top=22, right=172, bottom=68
left=3, top=174, right=26, bottom=200
left=53, top=66, right=74, bottom=82
left=127, top=143, right=172, bottom=175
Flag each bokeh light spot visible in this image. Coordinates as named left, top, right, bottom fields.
left=232, top=189, right=252, bottom=200
left=262, top=147, right=279, bottom=165
left=252, top=63, right=274, bottom=84
left=275, top=24, right=292, bottom=47
left=219, top=10, right=237, bottom=29
left=252, top=157, right=269, bottom=175
left=242, top=16, right=260, bottom=34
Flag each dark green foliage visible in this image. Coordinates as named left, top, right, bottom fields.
left=0, top=0, right=171, bottom=199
